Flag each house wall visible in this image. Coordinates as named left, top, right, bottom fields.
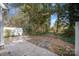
left=0, top=8, right=4, bottom=46
left=75, top=22, right=79, bottom=56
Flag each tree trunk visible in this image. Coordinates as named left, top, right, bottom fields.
left=56, top=15, right=59, bottom=33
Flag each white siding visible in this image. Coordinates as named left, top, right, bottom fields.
left=75, top=22, right=79, bottom=55
left=0, top=8, right=4, bottom=46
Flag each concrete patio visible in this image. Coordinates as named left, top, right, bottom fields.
left=0, top=37, right=57, bottom=56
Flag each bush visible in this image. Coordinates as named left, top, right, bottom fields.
left=59, top=28, right=75, bottom=44
left=58, top=33, right=75, bottom=44
left=63, top=28, right=75, bottom=37
left=4, top=29, right=11, bottom=38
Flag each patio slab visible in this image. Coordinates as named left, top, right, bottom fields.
left=0, top=38, right=57, bottom=56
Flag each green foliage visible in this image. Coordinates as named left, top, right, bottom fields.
left=21, top=4, right=51, bottom=34
left=50, top=31, right=75, bottom=44
left=4, top=29, right=11, bottom=38
left=51, top=4, right=75, bottom=44
left=63, top=28, right=75, bottom=37
left=58, top=33, right=75, bottom=44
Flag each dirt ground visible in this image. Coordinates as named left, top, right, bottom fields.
left=27, top=35, right=75, bottom=56
left=4, top=35, right=75, bottom=56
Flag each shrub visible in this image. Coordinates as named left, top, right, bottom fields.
left=4, top=29, right=11, bottom=38
left=63, top=28, right=75, bottom=37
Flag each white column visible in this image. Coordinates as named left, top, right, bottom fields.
left=75, top=22, right=79, bottom=56
left=0, top=8, right=4, bottom=47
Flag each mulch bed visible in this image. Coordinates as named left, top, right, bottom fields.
left=27, top=35, right=75, bottom=56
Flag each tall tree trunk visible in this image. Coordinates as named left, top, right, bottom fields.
left=56, top=14, right=59, bottom=33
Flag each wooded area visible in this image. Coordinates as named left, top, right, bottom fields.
left=3, top=3, right=75, bottom=44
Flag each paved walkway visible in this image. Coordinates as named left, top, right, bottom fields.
left=0, top=36, right=57, bottom=56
